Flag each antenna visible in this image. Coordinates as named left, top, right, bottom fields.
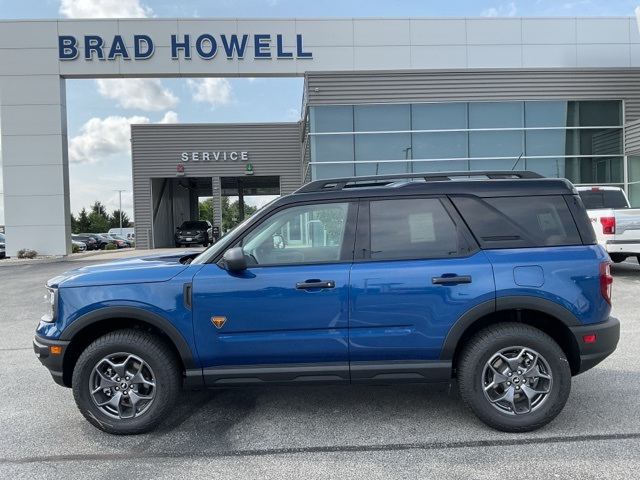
left=511, top=152, right=524, bottom=171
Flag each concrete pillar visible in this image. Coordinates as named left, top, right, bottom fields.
left=0, top=21, right=71, bottom=256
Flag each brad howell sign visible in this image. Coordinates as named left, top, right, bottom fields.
left=58, top=34, right=313, bottom=61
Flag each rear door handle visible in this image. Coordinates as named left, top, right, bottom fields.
left=296, top=280, right=335, bottom=289
left=432, top=275, right=472, bottom=285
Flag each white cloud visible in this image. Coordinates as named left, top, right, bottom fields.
left=59, top=0, right=153, bottom=18
left=187, top=78, right=233, bottom=109
left=69, top=112, right=179, bottom=164
left=158, top=111, right=179, bottom=124
left=286, top=108, right=300, bottom=121
left=69, top=115, right=149, bottom=164
left=481, top=2, right=517, bottom=16
left=96, top=79, right=178, bottom=112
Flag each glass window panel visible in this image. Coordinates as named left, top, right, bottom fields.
left=355, top=132, right=412, bottom=176
left=564, top=157, right=624, bottom=185
left=628, top=182, right=640, bottom=208
left=310, top=134, right=354, bottom=162
left=629, top=156, right=640, bottom=205
left=525, top=130, right=566, bottom=156
left=369, top=198, right=460, bottom=260
left=564, top=129, right=622, bottom=156
left=354, top=104, right=410, bottom=132
left=412, top=131, right=469, bottom=173
left=575, top=101, right=622, bottom=127
left=312, top=164, right=354, bottom=179
left=525, top=101, right=567, bottom=128
left=468, top=102, right=524, bottom=129
left=411, top=103, right=467, bottom=130
left=412, top=132, right=468, bottom=159
left=309, top=105, right=353, bottom=133
left=469, top=158, right=518, bottom=171
left=524, top=157, right=565, bottom=179
left=309, top=134, right=354, bottom=179
left=469, top=130, right=524, bottom=158
left=240, top=202, right=349, bottom=265
left=412, top=159, right=470, bottom=173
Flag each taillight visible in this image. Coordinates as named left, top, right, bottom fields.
left=599, top=261, right=613, bottom=305
left=600, top=216, right=615, bottom=234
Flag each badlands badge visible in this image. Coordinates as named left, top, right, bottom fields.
left=211, top=316, right=227, bottom=329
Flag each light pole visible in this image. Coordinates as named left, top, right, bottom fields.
left=114, top=190, right=126, bottom=235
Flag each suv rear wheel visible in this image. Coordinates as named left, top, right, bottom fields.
left=457, top=323, right=571, bottom=432
left=72, top=329, right=182, bottom=435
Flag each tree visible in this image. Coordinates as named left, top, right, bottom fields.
left=75, top=208, right=91, bottom=233
left=221, top=197, right=257, bottom=232
left=109, top=210, right=131, bottom=229
left=198, top=198, right=213, bottom=223
left=91, top=201, right=108, bottom=217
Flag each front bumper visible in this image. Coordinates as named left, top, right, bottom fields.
left=570, top=316, right=620, bottom=375
left=33, top=335, right=70, bottom=387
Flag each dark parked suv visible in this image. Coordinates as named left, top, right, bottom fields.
left=175, top=220, right=212, bottom=247
left=34, top=171, right=619, bottom=434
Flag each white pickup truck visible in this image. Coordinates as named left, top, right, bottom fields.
left=577, top=186, right=640, bottom=264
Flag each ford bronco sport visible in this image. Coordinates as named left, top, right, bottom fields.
left=34, top=171, right=620, bottom=434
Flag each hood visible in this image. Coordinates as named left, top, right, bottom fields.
left=48, top=251, right=201, bottom=288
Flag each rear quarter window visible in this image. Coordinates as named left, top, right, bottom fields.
left=451, top=195, right=582, bottom=249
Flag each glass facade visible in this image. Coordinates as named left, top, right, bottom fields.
left=307, top=100, right=632, bottom=201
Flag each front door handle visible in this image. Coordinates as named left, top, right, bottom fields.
left=432, top=275, right=472, bottom=285
left=296, top=280, right=335, bottom=289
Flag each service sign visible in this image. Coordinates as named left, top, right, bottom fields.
left=58, top=34, right=313, bottom=61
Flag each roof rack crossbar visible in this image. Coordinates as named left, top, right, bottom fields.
left=295, top=170, right=544, bottom=193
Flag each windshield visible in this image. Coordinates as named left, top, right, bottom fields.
left=179, top=221, right=208, bottom=229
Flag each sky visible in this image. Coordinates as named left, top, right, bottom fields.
left=1, top=0, right=640, bottom=223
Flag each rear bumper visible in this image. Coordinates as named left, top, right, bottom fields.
left=33, top=335, right=70, bottom=387
left=605, top=240, right=640, bottom=256
left=570, top=316, right=620, bottom=375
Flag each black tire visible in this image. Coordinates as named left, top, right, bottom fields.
left=609, top=253, right=626, bottom=263
left=202, top=236, right=210, bottom=247
left=72, top=329, right=182, bottom=435
left=457, top=323, right=571, bottom=433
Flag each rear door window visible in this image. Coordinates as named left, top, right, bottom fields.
left=365, top=198, right=472, bottom=260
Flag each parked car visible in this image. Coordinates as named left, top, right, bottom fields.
left=34, top=171, right=619, bottom=435
left=576, top=186, right=640, bottom=264
left=76, top=233, right=115, bottom=250
left=71, top=239, right=87, bottom=253
left=71, top=234, right=98, bottom=251
left=103, top=233, right=132, bottom=248
left=0, top=233, right=5, bottom=259
left=175, top=220, right=212, bottom=247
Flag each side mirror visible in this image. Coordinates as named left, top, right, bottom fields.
left=223, top=247, right=247, bottom=271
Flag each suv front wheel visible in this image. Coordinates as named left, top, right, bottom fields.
left=457, top=323, right=571, bottom=432
left=72, top=329, right=182, bottom=435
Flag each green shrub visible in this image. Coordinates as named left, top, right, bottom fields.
left=17, top=248, right=38, bottom=259
left=72, top=243, right=78, bottom=254
left=105, top=243, right=117, bottom=251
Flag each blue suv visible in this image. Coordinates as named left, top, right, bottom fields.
left=34, top=171, right=620, bottom=434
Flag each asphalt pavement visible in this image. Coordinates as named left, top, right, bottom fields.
left=0, top=254, right=638, bottom=479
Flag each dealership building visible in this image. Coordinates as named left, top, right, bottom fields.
left=2, top=16, right=640, bottom=254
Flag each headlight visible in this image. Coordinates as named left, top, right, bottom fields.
left=42, top=286, right=57, bottom=323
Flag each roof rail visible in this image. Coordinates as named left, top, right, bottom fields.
left=295, top=170, right=545, bottom=194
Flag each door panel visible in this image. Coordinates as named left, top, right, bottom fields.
left=349, top=253, right=495, bottom=362
left=348, top=197, right=495, bottom=368
left=192, top=263, right=350, bottom=369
